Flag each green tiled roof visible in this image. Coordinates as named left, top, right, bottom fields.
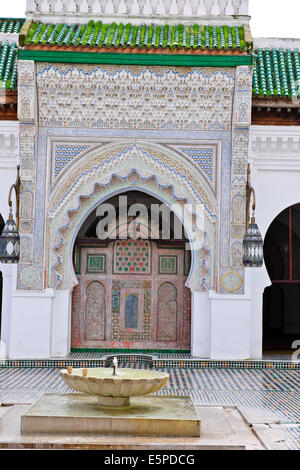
left=24, top=21, right=249, bottom=52
left=253, top=48, right=300, bottom=99
left=0, top=18, right=25, bottom=34
left=0, top=42, right=18, bottom=91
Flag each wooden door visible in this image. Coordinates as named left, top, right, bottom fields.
left=71, top=241, right=191, bottom=351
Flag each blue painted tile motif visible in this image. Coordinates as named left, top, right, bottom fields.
left=179, top=147, right=215, bottom=181
left=54, top=144, right=91, bottom=177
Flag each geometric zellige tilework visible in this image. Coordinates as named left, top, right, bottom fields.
left=114, top=240, right=151, bottom=274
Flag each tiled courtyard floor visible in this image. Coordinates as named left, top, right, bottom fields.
left=1, top=365, right=300, bottom=450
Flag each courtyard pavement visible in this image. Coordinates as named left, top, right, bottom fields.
left=0, top=365, right=300, bottom=450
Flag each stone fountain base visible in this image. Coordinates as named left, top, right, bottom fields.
left=21, top=393, right=200, bottom=437
left=97, top=396, right=130, bottom=407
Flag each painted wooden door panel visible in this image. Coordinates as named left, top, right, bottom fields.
left=157, top=283, right=178, bottom=342
left=71, top=242, right=191, bottom=350
left=85, top=281, right=106, bottom=340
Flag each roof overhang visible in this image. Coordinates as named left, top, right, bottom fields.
left=19, top=48, right=253, bottom=66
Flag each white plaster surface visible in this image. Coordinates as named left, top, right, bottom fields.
left=8, top=290, right=54, bottom=359
left=248, top=126, right=300, bottom=358
left=254, top=37, right=300, bottom=50
left=191, top=292, right=211, bottom=358
left=0, top=122, right=19, bottom=358
left=50, top=290, right=72, bottom=358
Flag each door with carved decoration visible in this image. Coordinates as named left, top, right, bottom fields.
left=71, top=241, right=191, bottom=351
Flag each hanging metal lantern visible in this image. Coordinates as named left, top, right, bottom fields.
left=0, top=166, right=21, bottom=264
left=243, top=217, right=263, bottom=267
left=243, top=164, right=264, bottom=268
left=0, top=210, right=20, bottom=263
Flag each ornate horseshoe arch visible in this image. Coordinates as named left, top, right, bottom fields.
left=46, top=142, right=218, bottom=292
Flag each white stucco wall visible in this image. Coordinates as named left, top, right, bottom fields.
left=248, top=126, right=300, bottom=357
left=0, top=121, right=19, bottom=358
left=0, top=122, right=19, bottom=220
left=249, top=126, right=300, bottom=235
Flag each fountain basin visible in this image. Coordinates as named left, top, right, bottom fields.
left=60, top=368, right=169, bottom=407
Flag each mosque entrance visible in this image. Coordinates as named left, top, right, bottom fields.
left=71, top=191, right=191, bottom=352
left=263, top=204, right=300, bottom=350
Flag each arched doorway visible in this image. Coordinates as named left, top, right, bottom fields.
left=71, top=191, right=192, bottom=352
left=263, top=204, right=300, bottom=350
left=46, top=143, right=216, bottom=357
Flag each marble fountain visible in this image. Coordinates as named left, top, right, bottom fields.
left=21, top=358, right=200, bottom=437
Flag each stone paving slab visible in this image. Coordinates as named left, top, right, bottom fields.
left=0, top=406, right=10, bottom=420
left=253, top=424, right=300, bottom=451
left=0, top=404, right=263, bottom=450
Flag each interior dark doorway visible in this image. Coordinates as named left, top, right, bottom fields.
left=263, top=204, right=300, bottom=350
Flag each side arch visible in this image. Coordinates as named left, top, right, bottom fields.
left=263, top=203, right=300, bottom=349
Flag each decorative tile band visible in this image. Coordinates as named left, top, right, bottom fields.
left=36, top=63, right=235, bottom=131
left=1, top=358, right=299, bottom=370
left=0, top=360, right=106, bottom=369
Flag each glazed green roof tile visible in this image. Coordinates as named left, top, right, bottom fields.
left=0, top=41, right=18, bottom=91
left=24, top=21, right=249, bottom=52
left=0, top=18, right=25, bottom=34
left=253, top=48, right=300, bottom=99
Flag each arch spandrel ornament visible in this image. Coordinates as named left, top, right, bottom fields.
left=46, top=142, right=217, bottom=293
left=48, top=142, right=217, bottom=219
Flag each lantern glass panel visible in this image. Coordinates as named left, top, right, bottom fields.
left=243, top=221, right=264, bottom=268
left=0, top=216, right=20, bottom=264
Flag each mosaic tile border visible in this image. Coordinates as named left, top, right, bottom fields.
left=0, top=358, right=299, bottom=370
left=0, top=360, right=105, bottom=369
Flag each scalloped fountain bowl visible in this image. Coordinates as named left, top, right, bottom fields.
left=60, top=368, right=169, bottom=407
